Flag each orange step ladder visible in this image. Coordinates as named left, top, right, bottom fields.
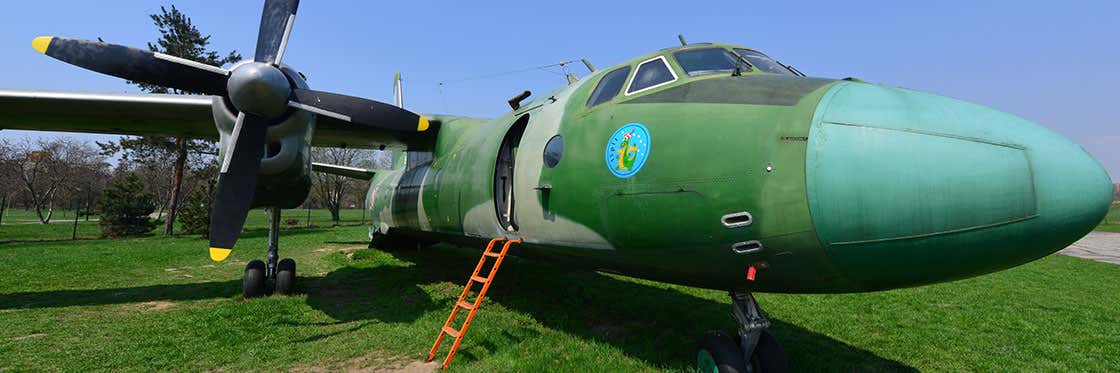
left=427, top=237, right=520, bottom=369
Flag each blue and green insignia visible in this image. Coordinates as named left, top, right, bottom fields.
left=605, top=123, right=651, bottom=178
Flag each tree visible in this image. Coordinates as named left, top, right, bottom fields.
left=0, top=140, right=17, bottom=225
left=177, top=160, right=218, bottom=236
left=100, top=5, right=240, bottom=236
left=177, top=190, right=212, bottom=236
left=6, top=138, right=106, bottom=224
left=311, top=148, right=374, bottom=224
left=98, top=173, right=159, bottom=237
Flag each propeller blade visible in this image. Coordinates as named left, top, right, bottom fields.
left=208, top=113, right=269, bottom=261
left=289, top=88, right=430, bottom=132
left=254, top=0, right=300, bottom=64
left=31, top=36, right=229, bottom=96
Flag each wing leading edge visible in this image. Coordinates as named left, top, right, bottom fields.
left=0, top=89, right=215, bottom=139
left=0, top=89, right=464, bottom=149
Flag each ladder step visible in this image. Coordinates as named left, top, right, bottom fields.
left=441, top=325, right=460, bottom=338
left=428, top=238, right=520, bottom=370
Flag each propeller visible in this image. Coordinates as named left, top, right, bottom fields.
left=31, top=37, right=229, bottom=96
left=207, top=114, right=268, bottom=261
left=31, top=0, right=429, bottom=261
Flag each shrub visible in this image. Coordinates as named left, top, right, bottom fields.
left=98, top=173, right=158, bottom=237
left=178, top=190, right=211, bottom=236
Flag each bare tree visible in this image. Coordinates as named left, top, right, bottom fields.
left=0, top=140, right=17, bottom=225
left=310, top=147, right=373, bottom=224
left=7, top=138, right=106, bottom=224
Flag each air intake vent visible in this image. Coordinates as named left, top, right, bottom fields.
left=722, top=212, right=753, bottom=228
left=731, top=241, right=763, bottom=254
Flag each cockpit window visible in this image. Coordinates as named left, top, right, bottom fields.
left=673, top=48, right=748, bottom=76
left=733, top=49, right=795, bottom=75
left=626, top=56, right=678, bottom=95
left=586, top=66, right=631, bottom=107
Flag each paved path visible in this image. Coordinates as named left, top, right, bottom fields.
left=1059, top=231, right=1120, bottom=265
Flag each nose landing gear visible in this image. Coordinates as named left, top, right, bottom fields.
left=242, top=208, right=297, bottom=298
left=697, top=291, right=788, bottom=372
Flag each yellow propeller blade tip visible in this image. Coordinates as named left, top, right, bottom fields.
left=418, top=116, right=430, bottom=132
left=209, top=247, right=232, bottom=262
left=32, top=36, right=53, bottom=54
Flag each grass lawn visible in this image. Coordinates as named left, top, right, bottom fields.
left=1, top=211, right=1118, bottom=371
left=0, top=208, right=372, bottom=243
left=1096, top=203, right=1120, bottom=233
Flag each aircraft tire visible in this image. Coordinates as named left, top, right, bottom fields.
left=748, top=330, right=789, bottom=373
left=243, top=260, right=266, bottom=298
left=697, top=330, right=746, bottom=373
left=274, top=258, right=296, bottom=295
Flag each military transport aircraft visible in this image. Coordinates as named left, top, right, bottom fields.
left=1, top=0, right=1113, bottom=372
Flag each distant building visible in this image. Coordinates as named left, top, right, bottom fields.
left=1114, top=182, right=1119, bottom=201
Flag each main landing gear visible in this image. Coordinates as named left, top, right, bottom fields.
left=243, top=208, right=297, bottom=298
left=697, top=291, right=789, bottom=373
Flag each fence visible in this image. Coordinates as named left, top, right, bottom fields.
left=0, top=208, right=370, bottom=243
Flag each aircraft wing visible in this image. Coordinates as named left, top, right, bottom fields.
left=0, top=89, right=440, bottom=149
left=311, top=162, right=376, bottom=180
left=0, top=89, right=216, bottom=139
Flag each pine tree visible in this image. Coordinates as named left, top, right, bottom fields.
left=100, top=5, right=240, bottom=236
left=98, top=173, right=159, bottom=237
left=178, top=190, right=212, bottom=236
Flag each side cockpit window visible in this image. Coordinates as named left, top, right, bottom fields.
left=585, top=66, right=631, bottom=108
left=674, top=48, right=748, bottom=76
left=733, top=49, right=796, bottom=76
left=626, top=56, right=677, bottom=95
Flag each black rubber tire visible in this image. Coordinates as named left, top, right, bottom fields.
left=748, top=330, right=789, bottom=373
left=697, top=330, right=747, bottom=373
left=243, top=260, right=266, bottom=298
left=274, top=258, right=296, bottom=295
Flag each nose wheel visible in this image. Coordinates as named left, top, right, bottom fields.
left=696, top=291, right=788, bottom=372
left=242, top=208, right=297, bottom=298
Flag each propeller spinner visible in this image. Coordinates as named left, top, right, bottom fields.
left=31, top=0, right=428, bottom=261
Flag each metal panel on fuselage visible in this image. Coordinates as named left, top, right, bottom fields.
left=368, top=49, right=853, bottom=291
left=544, top=70, right=847, bottom=290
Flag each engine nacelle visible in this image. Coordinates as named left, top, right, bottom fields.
left=212, top=64, right=314, bottom=209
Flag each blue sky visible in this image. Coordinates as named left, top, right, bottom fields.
left=0, top=0, right=1116, bottom=179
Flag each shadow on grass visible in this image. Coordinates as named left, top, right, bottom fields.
left=0, top=243, right=914, bottom=371
left=377, top=245, right=915, bottom=371
left=0, top=237, right=104, bottom=246
left=0, top=280, right=240, bottom=309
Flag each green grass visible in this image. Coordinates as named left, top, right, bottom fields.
left=1, top=214, right=1118, bottom=371
left=0, top=208, right=371, bottom=243
left=1096, top=203, right=1120, bottom=232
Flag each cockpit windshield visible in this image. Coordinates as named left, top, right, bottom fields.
left=673, top=48, right=746, bottom=76
left=733, top=49, right=795, bottom=76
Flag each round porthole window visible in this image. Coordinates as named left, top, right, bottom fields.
left=543, top=135, right=563, bottom=168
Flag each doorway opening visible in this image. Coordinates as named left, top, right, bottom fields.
left=494, top=115, right=530, bottom=231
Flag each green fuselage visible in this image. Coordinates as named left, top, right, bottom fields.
left=364, top=43, right=1113, bottom=293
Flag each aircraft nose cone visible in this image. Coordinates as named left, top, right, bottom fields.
left=806, top=82, right=1112, bottom=290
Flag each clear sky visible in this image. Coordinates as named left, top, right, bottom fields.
left=0, top=0, right=1116, bottom=179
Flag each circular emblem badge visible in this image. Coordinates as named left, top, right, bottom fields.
left=605, top=122, right=651, bottom=178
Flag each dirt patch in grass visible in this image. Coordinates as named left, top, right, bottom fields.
left=291, top=351, right=438, bottom=373
left=132, top=301, right=176, bottom=313
left=314, top=246, right=365, bottom=254
left=12, top=333, right=47, bottom=341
